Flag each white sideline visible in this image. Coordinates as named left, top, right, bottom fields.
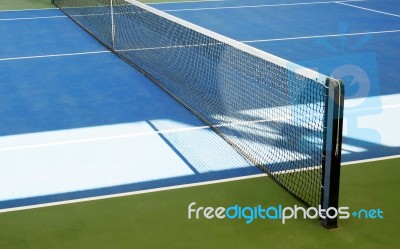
left=0, top=15, right=65, bottom=21
left=0, top=8, right=57, bottom=12
left=0, top=174, right=267, bottom=213
left=337, top=2, right=400, bottom=18
left=0, top=29, right=398, bottom=62
left=243, top=30, right=400, bottom=43
left=162, top=0, right=365, bottom=12
left=1, top=154, right=399, bottom=213
left=149, top=0, right=233, bottom=5
left=0, top=51, right=110, bottom=61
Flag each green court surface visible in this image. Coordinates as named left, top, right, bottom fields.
left=0, top=158, right=399, bottom=249
left=0, top=0, right=185, bottom=10
left=0, top=0, right=53, bottom=10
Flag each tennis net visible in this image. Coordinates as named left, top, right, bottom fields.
left=52, top=0, right=344, bottom=228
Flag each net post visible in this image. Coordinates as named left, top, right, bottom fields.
left=321, top=78, right=344, bottom=229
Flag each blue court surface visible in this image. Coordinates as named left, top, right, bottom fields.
left=1, top=0, right=399, bottom=210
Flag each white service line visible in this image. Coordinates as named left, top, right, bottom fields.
left=0, top=173, right=267, bottom=213
left=0, top=51, right=110, bottom=62
left=0, top=7, right=58, bottom=12
left=0, top=119, right=269, bottom=152
left=5, top=30, right=395, bottom=60
left=243, top=29, right=400, bottom=43
left=0, top=15, right=66, bottom=21
left=162, top=0, right=365, bottom=12
left=1, top=100, right=398, bottom=152
left=341, top=154, right=400, bottom=166
left=1, top=154, right=399, bottom=213
left=336, top=2, right=400, bottom=18
left=0, top=125, right=211, bottom=152
left=149, top=0, right=233, bottom=5
left=345, top=103, right=400, bottom=113
left=0, top=1, right=365, bottom=20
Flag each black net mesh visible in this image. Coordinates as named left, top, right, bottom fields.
left=53, top=0, right=331, bottom=207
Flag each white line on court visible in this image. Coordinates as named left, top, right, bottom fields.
left=149, top=0, right=233, bottom=5
left=2, top=30, right=397, bottom=62
left=0, top=173, right=267, bottom=213
left=0, top=101, right=398, bottom=152
left=0, top=51, right=110, bottom=62
left=345, top=103, right=400, bottom=113
left=1, top=154, right=399, bottom=213
left=0, top=7, right=58, bottom=12
left=0, top=126, right=212, bottom=152
left=242, top=29, right=400, bottom=43
left=0, top=0, right=365, bottom=20
left=0, top=28, right=394, bottom=63
left=0, top=119, right=272, bottom=152
left=0, top=15, right=66, bottom=21
left=162, top=0, right=365, bottom=12
left=341, top=155, right=400, bottom=165
left=337, top=2, right=400, bottom=18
